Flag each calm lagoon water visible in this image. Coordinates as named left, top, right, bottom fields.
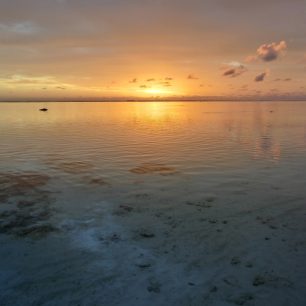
left=1, top=101, right=306, bottom=305
left=1, top=101, right=306, bottom=174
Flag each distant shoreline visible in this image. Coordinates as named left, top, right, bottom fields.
left=1, top=99, right=306, bottom=103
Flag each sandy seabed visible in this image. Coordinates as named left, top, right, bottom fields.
left=1, top=162, right=306, bottom=306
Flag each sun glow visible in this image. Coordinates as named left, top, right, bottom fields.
left=145, top=88, right=164, bottom=94
left=140, top=87, right=173, bottom=96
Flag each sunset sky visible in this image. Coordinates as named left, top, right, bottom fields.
left=0, top=0, right=306, bottom=100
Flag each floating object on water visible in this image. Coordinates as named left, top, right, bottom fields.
left=39, top=108, right=48, bottom=112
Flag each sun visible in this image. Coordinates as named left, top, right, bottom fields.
left=139, top=87, right=174, bottom=96
left=145, top=88, right=164, bottom=94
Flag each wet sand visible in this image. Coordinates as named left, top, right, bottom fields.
left=1, top=164, right=306, bottom=306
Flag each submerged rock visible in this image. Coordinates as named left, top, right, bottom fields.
left=231, top=257, right=241, bottom=265
left=139, top=229, right=155, bottom=238
left=227, top=293, right=254, bottom=305
left=253, top=275, right=266, bottom=286
left=147, top=280, right=161, bottom=293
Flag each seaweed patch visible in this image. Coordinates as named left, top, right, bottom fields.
left=129, top=163, right=177, bottom=176
left=46, top=160, right=94, bottom=175
left=0, top=172, right=57, bottom=237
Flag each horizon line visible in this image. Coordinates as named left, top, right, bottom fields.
left=1, top=96, right=306, bottom=103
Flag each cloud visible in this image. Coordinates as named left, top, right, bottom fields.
left=254, top=72, right=267, bottom=82
left=129, top=78, right=137, bottom=83
left=257, top=41, right=287, bottom=62
left=2, top=74, right=58, bottom=85
left=222, top=63, right=247, bottom=78
left=244, top=55, right=258, bottom=63
left=274, top=78, right=292, bottom=82
left=0, top=22, right=41, bottom=35
left=223, top=68, right=236, bottom=76
left=187, top=74, right=199, bottom=80
left=146, top=78, right=155, bottom=82
left=157, top=81, right=172, bottom=87
left=165, top=77, right=173, bottom=80
left=139, top=85, right=148, bottom=88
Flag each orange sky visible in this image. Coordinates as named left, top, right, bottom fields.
left=0, top=0, right=306, bottom=100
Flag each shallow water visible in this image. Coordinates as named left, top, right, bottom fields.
left=1, top=101, right=306, bottom=305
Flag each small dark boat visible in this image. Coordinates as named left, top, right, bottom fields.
left=39, top=108, right=48, bottom=112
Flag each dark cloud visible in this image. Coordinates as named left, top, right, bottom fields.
left=222, top=64, right=247, bottom=78
left=139, top=85, right=148, bottom=88
left=158, top=81, right=172, bottom=87
left=165, top=77, right=173, bottom=80
left=129, top=78, right=137, bottom=83
left=254, top=72, right=267, bottom=82
left=187, top=74, right=199, bottom=80
left=146, top=78, right=155, bottom=82
left=223, top=68, right=236, bottom=76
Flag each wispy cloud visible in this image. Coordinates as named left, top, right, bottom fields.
left=274, top=78, right=292, bottom=82
left=3, top=74, right=57, bottom=85
left=0, top=21, right=41, bottom=35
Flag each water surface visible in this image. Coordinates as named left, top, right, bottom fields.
left=1, top=101, right=306, bottom=306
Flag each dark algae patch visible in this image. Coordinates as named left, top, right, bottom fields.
left=130, top=163, right=177, bottom=175
left=0, top=172, right=57, bottom=237
left=48, top=161, right=94, bottom=174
